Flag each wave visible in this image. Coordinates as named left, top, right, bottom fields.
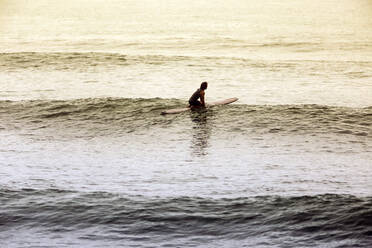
left=0, top=52, right=221, bottom=70
left=1, top=188, right=372, bottom=246
left=0, top=98, right=371, bottom=138
left=1, top=52, right=372, bottom=71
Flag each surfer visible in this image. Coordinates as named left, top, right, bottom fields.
left=189, top=82, right=208, bottom=108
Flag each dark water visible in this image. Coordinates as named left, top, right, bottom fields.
left=1, top=189, right=372, bottom=247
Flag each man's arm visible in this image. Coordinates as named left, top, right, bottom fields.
left=200, top=90, right=205, bottom=107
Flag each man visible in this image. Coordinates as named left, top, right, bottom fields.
left=189, top=82, right=208, bottom=108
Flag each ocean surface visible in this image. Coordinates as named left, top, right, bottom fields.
left=1, top=0, right=372, bottom=247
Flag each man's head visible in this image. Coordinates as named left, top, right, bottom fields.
left=200, top=81, right=208, bottom=90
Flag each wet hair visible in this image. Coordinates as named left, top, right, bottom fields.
left=200, top=81, right=208, bottom=90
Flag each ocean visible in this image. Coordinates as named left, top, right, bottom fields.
left=0, top=0, right=372, bottom=247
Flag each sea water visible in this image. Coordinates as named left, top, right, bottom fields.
left=0, top=0, right=372, bottom=247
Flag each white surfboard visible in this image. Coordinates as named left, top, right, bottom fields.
left=161, top=97, right=238, bottom=115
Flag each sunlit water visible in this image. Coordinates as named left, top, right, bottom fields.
left=0, top=0, right=372, bottom=247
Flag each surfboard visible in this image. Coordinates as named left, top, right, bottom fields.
left=161, top=97, right=238, bottom=115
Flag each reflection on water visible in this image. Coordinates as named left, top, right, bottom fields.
left=190, top=110, right=212, bottom=156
